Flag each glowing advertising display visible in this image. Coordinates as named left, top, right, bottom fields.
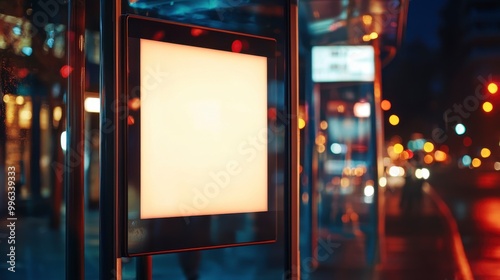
left=123, top=15, right=277, bottom=256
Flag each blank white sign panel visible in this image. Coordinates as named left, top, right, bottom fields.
left=312, top=45, right=375, bottom=82
left=140, top=38, right=268, bottom=219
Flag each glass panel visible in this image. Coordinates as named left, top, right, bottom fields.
left=0, top=1, right=68, bottom=279
left=121, top=0, right=290, bottom=278
left=298, top=0, right=403, bottom=277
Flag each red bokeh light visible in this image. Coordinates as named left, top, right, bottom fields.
left=439, top=145, right=449, bottom=154
left=268, top=107, right=277, bottom=121
left=231, top=40, right=242, bottom=53
left=153, top=31, right=165, bottom=41
left=463, top=136, right=472, bottom=147
left=127, top=115, right=135, bottom=125
left=17, top=68, right=29, bottom=79
left=191, top=28, right=203, bottom=37
left=60, top=65, right=73, bottom=78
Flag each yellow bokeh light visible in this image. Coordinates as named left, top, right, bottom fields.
left=481, top=148, right=491, bottom=158
left=362, top=35, right=370, bottom=42
left=370, top=32, right=378, bottom=39
left=381, top=100, right=391, bottom=111
left=3, top=94, right=11, bottom=103
left=320, top=120, right=328, bottom=130
left=19, top=109, right=32, bottom=120
left=389, top=115, right=400, bottom=126
left=317, top=144, right=325, bottom=153
left=362, top=15, right=373, bottom=25
left=424, top=154, right=434, bottom=164
left=16, top=95, right=25, bottom=105
left=423, top=142, right=435, bottom=153
left=298, top=118, right=306, bottom=129
left=393, top=143, right=404, bottom=154
left=387, top=146, right=399, bottom=160
left=340, top=177, right=350, bottom=188
left=483, top=102, right=493, bottom=113
left=434, top=150, right=447, bottom=162
left=472, top=158, right=481, bottom=168
left=488, top=83, right=498, bottom=94
left=53, top=106, right=62, bottom=121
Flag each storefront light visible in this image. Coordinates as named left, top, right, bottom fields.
left=84, top=97, right=100, bottom=113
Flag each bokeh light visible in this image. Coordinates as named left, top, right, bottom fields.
left=129, top=97, right=141, bottom=111
left=483, top=101, right=493, bottom=113
left=364, top=185, right=375, bottom=196
left=231, top=40, right=243, bottom=53
left=317, top=145, right=325, bottom=153
left=389, top=114, right=400, bottom=126
left=401, top=149, right=414, bottom=160
left=424, top=154, right=434, bottom=164
left=330, top=143, right=343, bottom=154
left=379, top=177, right=387, bottom=187
left=315, top=134, right=326, bottom=145
left=415, top=168, right=430, bottom=180
left=381, top=100, right=391, bottom=111
left=60, top=65, right=73, bottom=78
left=487, top=82, right=498, bottom=94
left=481, top=148, right=491, bottom=158
left=389, top=166, right=405, bottom=177
left=462, top=155, right=472, bottom=167
left=362, top=15, right=373, bottom=25
left=440, top=145, right=449, bottom=154
left=53, top=106, right=62, bottom=121
left=61, top=131, right=67, bottom=151
left=472, top=158, right=481, bottom=168
left=455, top=123, right=466, bottom=135
left=495, top=162, right=500, bottom=171
left=434, top=150, right=447, bottom=162
left=393, top=143, right=404, bottom=154
left=298, top=118, right=306, bottom=129
left=320, top=120, right=328, bottom=130
left=15, top=96, right=24, bottom=105
left=423, top=142, right=434, bottom=153
left=463, top=136, right=472, bottom=147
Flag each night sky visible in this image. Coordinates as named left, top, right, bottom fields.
left=404, top=0, right=447, bottom=50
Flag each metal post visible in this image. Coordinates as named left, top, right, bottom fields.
left=136, top=256, right=153, bottom=280
left=100, top=0, right=121, bottom=278
left=286, top=0, right=300, bottom=279
left=372, top=36, right=385, bottom=265
left=66, top=0, right=86, bottom=279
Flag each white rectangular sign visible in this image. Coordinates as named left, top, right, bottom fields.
left=312, top=45, right=375, bottom=82
left=139, top=39, right=269, bottom=219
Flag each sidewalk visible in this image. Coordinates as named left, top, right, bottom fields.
left=0, top=183, right=470, bottom=279
left=309, top=183, right=468, bottom=280
left=378, top=183, right=463, bottom=279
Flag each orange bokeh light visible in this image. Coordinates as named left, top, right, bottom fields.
left=381, top=100, right=391, bottom=111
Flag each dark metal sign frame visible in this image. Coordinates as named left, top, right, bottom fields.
left=121, top=14, right=279, bottom=257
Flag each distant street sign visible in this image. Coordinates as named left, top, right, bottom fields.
left=312, top=45, right=375, bottom=82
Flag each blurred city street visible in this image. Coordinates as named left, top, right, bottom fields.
left=431, top=169, right=500, bottom=280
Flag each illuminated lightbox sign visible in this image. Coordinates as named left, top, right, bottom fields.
left=140, top=39, right=268, bottom=219
left=123, top=15, right=277, bottom=256
left=312, top=45, right=375, bottom=82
